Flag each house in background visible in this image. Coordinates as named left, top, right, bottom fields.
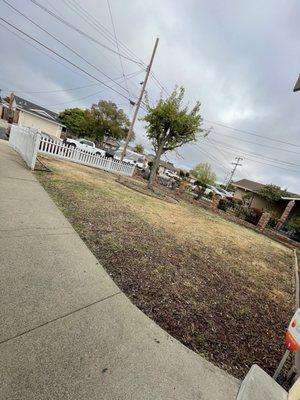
left=114, top=143, right=146, bottom=168
left=157, top=160, right=178, bottom=177
left=1, top=95, right=65, bottom=138
left=233, top=178, right=300, bottom=222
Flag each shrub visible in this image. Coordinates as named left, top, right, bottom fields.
left=290, top=216, right=300, bottom=233
left=233, top=205, right=263, bottom=225
left=218, top=198, right=229, bottom=212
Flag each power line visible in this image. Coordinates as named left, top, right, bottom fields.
left=0, top=16, right=134, bottom=103
left=29, top=0, right=143, bottom=66
left=203, top=138, right=300, bottom=167
left=1, top=0, right=137, bottom=99
left=106, top=0, right=130, bottom=98
left=62, top=0, right=153, bottom=100
left=204, top=119, right=300, bottom=149
left=194, top=142, right=230, bottom=174
left=68, top=0, right=146, bottom=65
left=61, top=0, right=165, bottom=103
left=208, top=133, right=300, bottom=155
left=60, top=0, right=124, bottom=76
left=40, top=71, right=144, bottom=107
left=0, top=70, right=143, bottom=94
left=0, top=20, right=92, bottom=82
left=197, top=137, right=300, bottom=172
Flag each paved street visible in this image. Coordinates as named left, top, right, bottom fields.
left=0, top=140, right=240, bottom=400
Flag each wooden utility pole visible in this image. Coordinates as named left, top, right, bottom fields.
left=226, top=156, right=243, bottom=189
left=8, top=92, right=15, bottom=123
left=120, top=38, right=159, bottom=161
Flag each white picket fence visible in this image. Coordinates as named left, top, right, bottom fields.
left=39, top=137, right=135, bottom=176
left=9, top=126, right=135, bottom=176
left=9, top=125, right=41, bottom=170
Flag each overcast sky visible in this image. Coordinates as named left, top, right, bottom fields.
left=0, top=0, right=299, bottom=192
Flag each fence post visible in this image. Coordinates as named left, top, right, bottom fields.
left=30, top=132, right=41, bottom=170
left=257, top=212, right=271, bottom=232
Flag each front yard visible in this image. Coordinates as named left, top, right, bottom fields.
left=35, top=157, right=294, bottom=379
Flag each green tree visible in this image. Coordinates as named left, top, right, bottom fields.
left=134, top=144, right=144, bottom=154
left=86, top=100, right=131, bottom=142
left=59, top=101, right=131, bottom=142
left=258, top=184, right=289, bottom=203
left=191, top=163, right=216, bottom=199
left=143, top=87, right=206, bottom=189
left=58, top=108, right=86, bottom=136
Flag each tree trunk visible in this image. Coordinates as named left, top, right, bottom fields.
left=147, top=141, right=165, bottom=190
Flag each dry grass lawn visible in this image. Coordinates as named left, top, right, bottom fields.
left=35, top=156, right=294, bottom=379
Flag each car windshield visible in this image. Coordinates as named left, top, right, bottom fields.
left=80, top=139, right=94, bottom=147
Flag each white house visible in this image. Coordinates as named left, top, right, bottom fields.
left=1, top=95, right=65, bottom=138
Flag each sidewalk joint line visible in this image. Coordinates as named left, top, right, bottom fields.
left=0, top=176, right=37, bottom=182
left=0, top=291, right=122, bottom=346
left=0, top=232, right=76, bottom=239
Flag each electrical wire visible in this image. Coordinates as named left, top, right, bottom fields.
left=0, top=16, right=135, bottom=103
left=40, top=70, right=144, bottom=107
left=1, top=0, right=137, bottom=99
left=0, top=69, right=144, bottom=94
left=0, top=20, right=92, bottom=82
left=198, top=138, right=300, bottom=168
left=29, top=0, right=144, bottom=66
left=60, top=0, right=161, bottom=101
left=205, top=135, right=300, bottom=156
left=67, top=0, right=145, bottom=65
left=106, top=0, right=130, bottom=98
left=208, top=130, right=300, bottom=155
left=204, top=119, right=300, bottom=149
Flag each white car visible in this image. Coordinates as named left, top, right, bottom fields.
left=204, top=185, right=226, bottom=198
left=165, top=170, right=178, bottom=179
left=66, top=138, right=105, bottom=157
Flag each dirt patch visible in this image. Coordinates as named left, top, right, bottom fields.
left=35, top=156, right=294, bottom=379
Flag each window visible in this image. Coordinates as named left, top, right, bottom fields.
left=80, top=139, right=94, bottom=147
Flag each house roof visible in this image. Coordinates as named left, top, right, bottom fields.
left=159, top=160, right=177, bottom=171
left=233, top=178, right=300, bottom=200
left=13, top=96, right=63, bottom=126
left=232, top=179, right=266, bottom=192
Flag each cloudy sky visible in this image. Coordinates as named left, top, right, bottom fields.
left=0, top=0, right=299, bottom=192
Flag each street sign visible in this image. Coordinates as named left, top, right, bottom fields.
left=285, top=309, right=300, bottom=352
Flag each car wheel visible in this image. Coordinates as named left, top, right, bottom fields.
left=68, top=143, right=76, bottom=148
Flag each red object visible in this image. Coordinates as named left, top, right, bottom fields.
left=285, top=330, right=300, bottom=352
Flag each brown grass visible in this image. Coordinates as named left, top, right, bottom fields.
left=35, top=156, right=294, bottom=379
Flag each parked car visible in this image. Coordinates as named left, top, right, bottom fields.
left=65, top=138, right=105, bottom=157
left=204, top=185, right=226, bottom=198
left=165, top=170, right=179, bottom=179
left=216, top=187, right=234, bottom=199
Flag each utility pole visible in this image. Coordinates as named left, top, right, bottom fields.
left=226, top=156, right=243, bottom=189
left=8, top=92, right=15, bottom=123
left=120, top=38, right=159, bottom=161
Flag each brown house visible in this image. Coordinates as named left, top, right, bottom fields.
left=232, top=179, right=300, bottom=223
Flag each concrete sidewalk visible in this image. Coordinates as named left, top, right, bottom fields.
left=0, top=140, right=240, bottom=399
